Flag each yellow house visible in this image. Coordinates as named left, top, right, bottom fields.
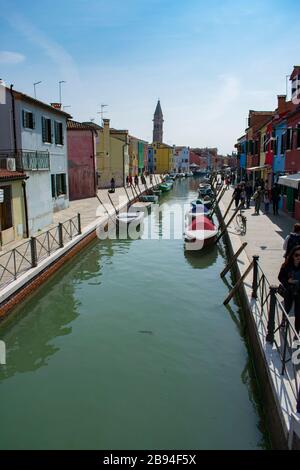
left=153, top=142, right=174, bottom=173
left=0, top=170, right=27, bottom=246
left=89, top=119, right=129, bottom=189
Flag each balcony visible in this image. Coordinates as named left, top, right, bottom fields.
left=0, top=150, right=50, bottom=171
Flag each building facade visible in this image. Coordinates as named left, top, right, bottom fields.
left=0, top=87, right=70, bottom=235
left=67, top=120, right=97, bottom=200
left=174, top=146, right=190, bottom=173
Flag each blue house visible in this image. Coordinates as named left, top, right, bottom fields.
left=237, top=135, right=247, bottom=181
left=273, top=120, right=287, bottom=182
left=148, top=146, right=154, bottom=173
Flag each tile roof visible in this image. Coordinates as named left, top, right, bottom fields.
left=8, top=87, right=72, bottom=118
left=0, top=169, right=27, bottom=180
left=67, top=120, right=97, bottom=132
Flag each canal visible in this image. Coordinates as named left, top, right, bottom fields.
left=0, top=178, right=269, bottom=450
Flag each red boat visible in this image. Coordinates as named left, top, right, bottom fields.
left=184, top=215, right=218, bottom=251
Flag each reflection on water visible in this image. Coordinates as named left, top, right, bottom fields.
left=0, top=177, right=269, bottom=450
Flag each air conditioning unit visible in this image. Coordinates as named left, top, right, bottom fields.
left=6, top=158, right=16, bottom=171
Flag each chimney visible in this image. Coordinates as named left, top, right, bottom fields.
left=103, top=118, right=110, bottom=157
left=277, top=95, right=287, bottom=114
left=51, top=102, right=62, bottom=110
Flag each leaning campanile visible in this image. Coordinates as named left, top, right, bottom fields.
left=153, top=100, right=164, bottom=143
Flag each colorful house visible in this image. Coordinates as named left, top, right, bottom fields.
left=174, top=146, right=190, bottom=173
left=67, top=120, right=97, bottom=200
left=0, top=86, right=71, bottom=234
left=236, top=135, right=247, bottom=181
left=152, top=142, right=174, bottom=173
left=87, top=119, right=129, bottom=188
left=148, top=146, right=154, bottom=173
left=0, top=169, right=28, bottom=245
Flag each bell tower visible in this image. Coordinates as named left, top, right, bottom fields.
left=153, top=100, right=164, bottom=143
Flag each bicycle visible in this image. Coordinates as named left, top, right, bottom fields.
left=235, top=209, right=247, bottom=235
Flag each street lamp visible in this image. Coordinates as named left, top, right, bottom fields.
left=59, top=80, right=66, bottom=105
left=33, top=81, right=42, bottom=99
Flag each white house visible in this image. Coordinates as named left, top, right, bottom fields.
left=174, top=146, right=190, bottom=173
left=0, top=84, right=71, bottom=235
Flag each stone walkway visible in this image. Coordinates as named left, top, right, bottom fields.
left=221, top=187, right=295, bottom=285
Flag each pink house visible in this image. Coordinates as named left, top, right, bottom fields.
left=67, top=120, right=97, bottom=200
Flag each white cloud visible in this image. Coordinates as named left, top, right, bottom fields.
left=0, top=51, right=25, bottom=64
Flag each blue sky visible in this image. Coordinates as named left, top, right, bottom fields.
left=1, top=0, right=300, bottom=153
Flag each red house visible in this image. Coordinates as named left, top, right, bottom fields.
left=67, top=120, right=97, bottom=200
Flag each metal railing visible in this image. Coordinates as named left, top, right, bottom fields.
left=0, top=150, right=50, bottom=171
left=252, top=256, right=300, bottom=413
left=0, top=214, right=81, bottom=289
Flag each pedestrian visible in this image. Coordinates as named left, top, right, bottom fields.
left=231, top=172, right=236, bottom=186
left=233, top=184, right=242, bottom=209
left=271, top=184, right=280, bottom=215
left=126, top=175, right=129, bottom=187
left=110, top=177, right=115, bottom=192
left=283, top=223, right=300, bottom=258
left=240, top=185, right=246, bottom=209
left=253, top=186, right=263, bottom=215
left=225, top=177, right=230, bottom=190
left=278, top=245, right=300, bottom=336
left=149, top=174, right=153, bottom=185
left=263, top=190, right=270, bottom=214
left=134, top=175, right=139, bottom=187
left=128, top=175, right=132, bottom=187
left=245, top=183, right=253, bottom=209
left=141, top=174, right=146, bottom=185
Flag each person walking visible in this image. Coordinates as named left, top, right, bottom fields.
left=271, top=184, right=280, bottom=215
left=245, top=183, right=253, bottom=209
left=149, top=173, right=153, bottom=185
left=233, top=184, right=242, bottom=209
left=134, top=175, right=139, bottom=187
left=283, top=223, right=300, bottom=258
left=126, top=175, right=129, bottom=187
left=240, top=185, right=246, bottom=209
left=110, top=177, right=115, bottom=193
left=263, top=190, right=270, bottom=214
left=253, top=186, right=263, bottom=215
left=278, top=245, right=300, bottom=336
left=128, top=175, right=133, bottom=187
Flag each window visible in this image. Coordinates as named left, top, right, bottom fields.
left=22, top=110, right=35, bottom=129
left=55, top=121, right=64, bottom=145
left=281, top=133, right=286, bottom=154
left=286, top=128, right=292, bottom=150
left=297, top=124, right=300, bottom=149
left=51, top=173, right=67, bottom=198
left=42, top=117, right=52, bottom=143
left=0, top=186, right=12, bottom=230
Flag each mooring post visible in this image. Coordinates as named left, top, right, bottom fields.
left=266, top=285, right=277, bottom=344
left=107, top=191, right=119, bottom=215
left=251, top=255, right=259, bottom=299
left=215, top=203, right=243, bottom=244
left=77, top=213, right=82, bottom=235
left=30, top=237, right=38, bottom=267
left=222, top=196, right=235, bottom=222
left=58, top=223, right=64, bottom=248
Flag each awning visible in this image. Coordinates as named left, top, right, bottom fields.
left=247, top=165, right=271, bottom=172
left=278, top=173, right=300, bottom=189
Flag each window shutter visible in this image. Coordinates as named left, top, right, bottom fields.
left=22, top=110, right=26, bottom=128
left=42, top=117, right=46, bottom=142
left=32, top=113, right=35, bottom=129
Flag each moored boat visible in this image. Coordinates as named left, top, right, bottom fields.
left=139, top=195, right=158, bottom=203
left=184, top=215, right=218, bottom=251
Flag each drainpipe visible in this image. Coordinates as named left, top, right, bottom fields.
left=22, top=178, right=29, bottom=238
left=91, top=129, right=97, bottom=196
left=10, top=84, right=17, bottom=153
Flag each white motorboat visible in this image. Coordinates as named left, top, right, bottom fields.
left=184, top=215, right=218, bottom=251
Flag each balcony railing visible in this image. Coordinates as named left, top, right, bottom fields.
left=0, top=150, right=50, bottom=171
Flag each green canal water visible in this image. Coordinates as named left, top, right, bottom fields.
left=0, top=179, right=269, bottom=450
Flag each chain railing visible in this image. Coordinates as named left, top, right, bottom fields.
left=0, top=214, right=81, bottom=289
left=252, top=256, right=300, bottom=413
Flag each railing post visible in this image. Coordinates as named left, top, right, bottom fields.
left=297, top=386, right=300, bottom=413
left=266, top=285, right=277, bottom=344
left=251, top=255, right=259, bottom=299
left=30, top=237, right=38, bottom=268
left=58, top=222, right=64, bottom=248
left=77, top=213, right=82, bottom=235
